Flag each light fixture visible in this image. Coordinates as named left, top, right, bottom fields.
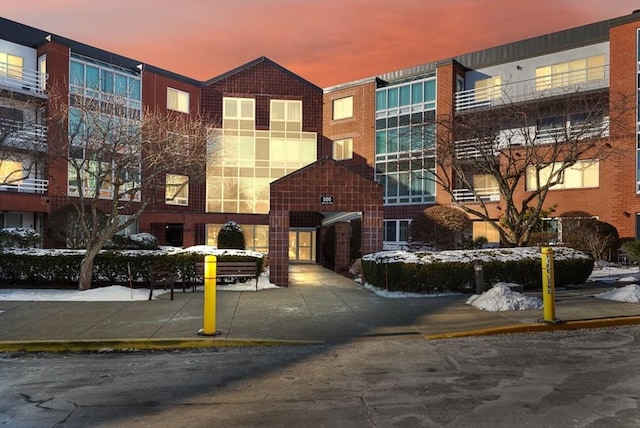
left=136, top=64, right=144, bottom=73
left=45, top=34, right=52, bottom=42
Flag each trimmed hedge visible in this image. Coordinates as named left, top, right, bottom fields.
left=0, top=249, right=264, bottom=288
left=361, top=247, right=594, bottom=293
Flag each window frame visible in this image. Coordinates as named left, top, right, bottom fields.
left=167, top=87, right=190, bottom=114
left=332, top=137, right=353, bottom=161
left=332, top=96, right=353, bottom=120
left=165, top=173, right=189, bottom=206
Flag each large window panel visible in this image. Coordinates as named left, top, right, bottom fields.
left=332, top=96, right=353, bottom=120
left=167, top=87, right=189, bottom=113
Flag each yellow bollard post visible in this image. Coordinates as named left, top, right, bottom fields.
left=198, top=255, right=219, bottom=336
left=540, top=247, right=559, bottom=324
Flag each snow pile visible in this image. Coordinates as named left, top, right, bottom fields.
left=595, top=284, right=640, bottom=303
left=466, top=283, right=543, bottom=312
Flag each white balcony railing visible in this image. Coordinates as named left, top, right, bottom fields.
left=455, top=65, right=608, bottom=112
left=0, top=177, right=48, bottom=194
left=1, top=119, right=48, bottom=148
left=0, top=61, right=48, bottom=96
left=455, top=139, right=496, bottom=159
left=453, top=187, right=500, bottom=203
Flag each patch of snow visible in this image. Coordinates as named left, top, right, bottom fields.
left=595, top=284, right=640, bottom=303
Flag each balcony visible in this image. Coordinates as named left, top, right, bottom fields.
left=1, top=119, right=48, bottom=149
left=455, top=64, right=608, bottom=112
left=0, top=62, right=48, bottom=97
left=453, top=187, right=500, bottom=203
left=0, top=177, right=48, bottom=194
left=455, top=139, right=496, bottom=160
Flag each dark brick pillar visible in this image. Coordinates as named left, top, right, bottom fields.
left=334, top=222, right=351, bottom=274
left=269, top=210, right=290, bottom=287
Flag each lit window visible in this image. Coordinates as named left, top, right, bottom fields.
left=472, top=221, right=500, bottom=245
left=0, top=52, right=23, bottom=80
left=474, top=76, right=501, bottom=101
left=0, top=159, right=24, bottom=186
left=526, top=160, right=599, bottom=191
left=332, top=96, right=353, bottom=120
left=536, top=54, right=606, bottom=91
left=333, top=138, right=353, bottom=160
left=167, top=88, right=190, bottom=113
left=224, top=97, right=255, bottom=119
left=165, top=174, right=189, bottom=205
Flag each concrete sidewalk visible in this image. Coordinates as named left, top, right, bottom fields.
left=1, top=265, right=640, bottom=352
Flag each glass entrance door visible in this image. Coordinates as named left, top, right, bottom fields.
left=288, top=228, right=316, bottom=262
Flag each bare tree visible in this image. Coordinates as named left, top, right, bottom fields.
left=47, top=86, right=217, bottom=289
left=410, top=89, right=633, bottom=247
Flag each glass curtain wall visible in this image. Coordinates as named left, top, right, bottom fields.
left=375, top=77, right=437, bottom=205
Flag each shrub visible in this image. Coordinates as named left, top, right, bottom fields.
left=107, top=233, right=159, bottom=250
left=409, top=206, right=471, bottom=250
left=217, top=221, right=245, bottom=250
left=361, top=247, right=593, bottom=293
left=0, top=228, right=41, bottom=248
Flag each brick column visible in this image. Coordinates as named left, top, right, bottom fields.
left=334, top=222, right=351, bottom=274
left=269, top=210, right=290, bottom=287
left=362, top=207, right=383, bottom=255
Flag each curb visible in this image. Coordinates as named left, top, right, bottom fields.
left=0, top=338, right=324, bottom=353
left=425, top=315, right=640, bottom=340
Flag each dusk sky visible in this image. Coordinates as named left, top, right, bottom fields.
left=4, top=0, right=640, bottom=87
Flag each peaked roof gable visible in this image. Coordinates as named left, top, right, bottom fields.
left=204, top=56, right=321, bottom=91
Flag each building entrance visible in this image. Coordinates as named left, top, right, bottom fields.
left=288, top=228, right=316, bottom=262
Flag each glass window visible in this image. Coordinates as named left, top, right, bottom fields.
left=70, top=61, right=84, bottom=87
left=165, top=174, right=189, bottom=205
left=85, top=65, right=99, bottom=90
left=411, top=83, right=423, bottom=104
left=387, top=88, right=398, bottom=108
left=399, top=85, right=411, bottom=106
left=0, top=53, right=24, bottom=79
left=376, top=90, right=387, bottom=110
left=333, top=138, right=353, bottom=160
left=424, top=80, right=436, bottom=102
left=526, top=160, right=599, bottom=191
left=332, top=96, right=353, bottom=120
left=167, top=87, right=190, bottom=113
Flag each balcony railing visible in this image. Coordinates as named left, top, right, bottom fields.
left=453, top=187, right=500, bottom=203
left=455, top=64, right=608, bottom=112
left=1, top=119, right=48, bottom=148
left=455, top=139, right=496, bottom=159
left=0, top=62, right=48, bottom=97
left=0, top=177, right=48, bottom=194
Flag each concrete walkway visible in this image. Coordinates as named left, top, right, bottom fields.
left=1, top=265, right=640, bottom=352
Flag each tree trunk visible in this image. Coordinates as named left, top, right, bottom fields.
left=78, top=245, right=101, bottom=290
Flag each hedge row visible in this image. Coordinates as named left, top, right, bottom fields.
left=361, top=247, right=594, bottom=293
left=0, top=250, right=264, bottom=287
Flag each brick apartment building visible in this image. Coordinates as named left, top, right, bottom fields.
left=2, top=11, right=640, bottom=284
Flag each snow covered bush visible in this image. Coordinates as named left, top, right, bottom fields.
left=409, top=206, right=471, bottom=250
left=361, top=247, right=594, bottom=293
left=217, top=221, right=245, bottom=250
left=107, top=233, right=159, bottom=250
left=0, top=228, right=41, bottom=248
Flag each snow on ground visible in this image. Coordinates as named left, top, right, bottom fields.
left=1, top=246, right=640, bottom=312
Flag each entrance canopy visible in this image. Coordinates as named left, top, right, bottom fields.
left=269, top=158, right=383, bottom=287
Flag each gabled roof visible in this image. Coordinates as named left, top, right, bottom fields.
left=204, top=56, right=321, bottom=91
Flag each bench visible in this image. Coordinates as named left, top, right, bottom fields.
left=149, top=266, right=176, bottom=300
left=194, top=260, right=260, bottom=291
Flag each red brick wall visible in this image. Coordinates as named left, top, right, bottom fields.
left=323, top=80, right=377, bottom=179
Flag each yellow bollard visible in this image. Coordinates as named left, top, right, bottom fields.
left=199, top=255, right=219, bottom=336
left=541, top=247, right=559, bottom=324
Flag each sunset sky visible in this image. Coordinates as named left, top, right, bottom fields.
left=4, top=0, right=640, bottom=87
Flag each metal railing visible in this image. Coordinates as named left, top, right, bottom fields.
left=455, top=65, right=608, bottom=112
left=0, top=177, right=48, bottom=194
left=1, top=119, right=48, bottom=147
left=0, top=61, right=48, bottom=96
left=452, top=187, right=500, bottom=203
